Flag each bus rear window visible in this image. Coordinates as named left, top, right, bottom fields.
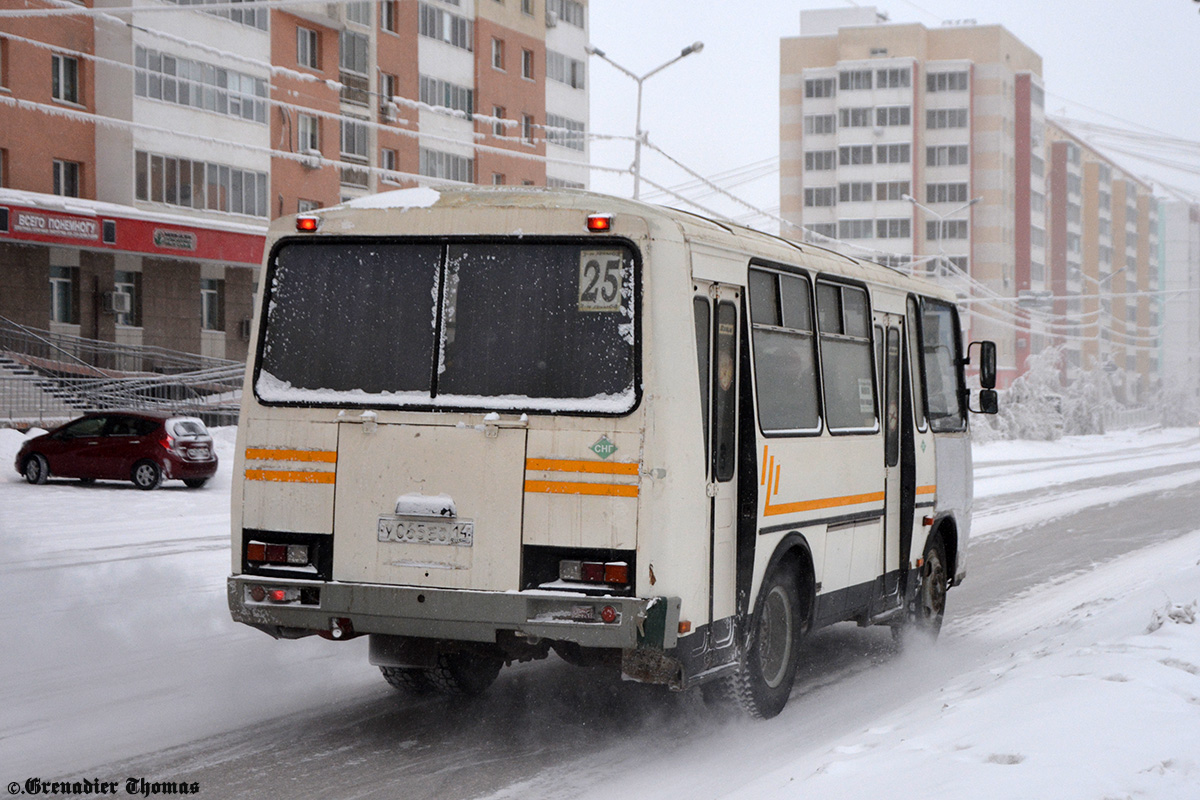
left=256, top=240, right=638, bottom=414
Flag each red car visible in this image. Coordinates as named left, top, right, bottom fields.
left=15, top=411, right=219, bottom=489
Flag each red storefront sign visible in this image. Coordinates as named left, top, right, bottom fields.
left=0, top=203, right=264, bottom=266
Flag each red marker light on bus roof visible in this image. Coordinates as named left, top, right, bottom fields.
left=586, top=213, right=612, bottom=233
left=296, top=216, right=320, bottom=232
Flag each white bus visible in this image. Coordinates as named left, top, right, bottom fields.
left=228, top=187, right=996, bottom=718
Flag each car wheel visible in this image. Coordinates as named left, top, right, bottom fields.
left=23, top=454, right=49, bottom=485
left=727, top=563, right=803, bottom=719
left=183, top=478, right=209, bottom=489
left=131, top=460, right=163, bottom=490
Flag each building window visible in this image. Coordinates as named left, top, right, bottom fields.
left=805, top=223, right=836, bottom=241
left=546, top=0, right=584, bottom=27
left=379, top=73, right=397, bottom=120
left=419, top=147, right=473, bottom=183
left=838, top=107, right=871, bottom=128
left=547, top=176, right=584, bottom=189
left=927, top=71, right=968, bottom=92
left=50, top=266, right=77, bottom=324
left=804, top=187, right=837, bottom=207
left=876, top=105, right=910, bottom=127
left=380, top=148, right=397, bottom=177
left=926, top=108, right=968, bottom=129
left=162, top=0, right=266, bottom=30
left=380, top=0, right=396, bottom=31
left=52, top=54, right=79, bottom=104
left=522, top=48, right=534, bottom=80
left=53, top=159, right=80, bottom=197
left=493, top=173, right=506, bottom=185
left=876, top=143, right=910, bottom=164
left=927, top=220, right=968, bottom=240
left=546, top=113, right=585, bottom=151
left=297, top=27, right=319, bottom=68
left=491, top=37, right=505, bottom=70
left=838, top=145, right=873, bottom=166
left=345, top=1, right=370, bottom=25
left=1030, top=153, right=1044, bottom=177
left=135, top=150, right=268, bottom=217
left=419, top=75, right=474, bottom=116
left=340, top=118, right=368, bottom=161
left=804, top=77, right=835, bottom=98
left=927, top=145, right=969, bottom=167
left=114, top=270, right=140, bottom=327
left=418, top=3, right=474, bottom=50
left=521, top=0, right=534, bottom=15
left=804, top=150, right=835, bottom=171
left=837, top=182, right=871, bottom=203
left=838, top=70, right=872, bottom=90
left=1, top=38, right=9, bottom=89
left=339, top=30, right=369, bottom=75
left=926, top=182, right=968, bottom=203
left=803, top=114, right=835, bottom=135
left=547, top=50, right=585, bottom=88
left=876, top=67, right=910, bottom=88
left=135, top=47, right=268, bottom=124
left=876, top=180, right=909, bottom=201
left=522, top=113, right=535, bottom=144
left=298, top=198, right=320, bottom=213
left=492, top=106, right=507, bottom=136
left=838, top=219, right=874, bottom=239
left=297, top=114, right=320, bottom=152
left=876, top=218, right=911, bottom=239
left=201, top=278, right=224, bottom=331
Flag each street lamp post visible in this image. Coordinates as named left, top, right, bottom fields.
left=585, top=41, right=704, bottom=200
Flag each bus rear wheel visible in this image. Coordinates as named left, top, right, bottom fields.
left=381, top=651, right=503, bottom=697
left=729, top=565, right=802, bottom=719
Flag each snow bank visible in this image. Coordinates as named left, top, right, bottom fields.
left=342, top=187, right=440, bottom=210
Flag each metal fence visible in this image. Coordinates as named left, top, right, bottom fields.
left=1, top=316, right=244, bottom=429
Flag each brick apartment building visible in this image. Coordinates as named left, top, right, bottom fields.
left=0, top=0, right=589, bottom=364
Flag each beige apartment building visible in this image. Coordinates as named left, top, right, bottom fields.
left=780, top=8, right=1044, bottom=388
left=1044, top=122, right=1160, bottom=401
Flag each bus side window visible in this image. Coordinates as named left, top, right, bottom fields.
left=713, top=301, right=738, bottom=482
left=921, top=298, right=966, bottom=432
left=816, top=282, right=877, bottom=432
left=694, top=297, right=711, bottom=466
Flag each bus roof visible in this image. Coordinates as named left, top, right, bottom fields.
left=279, top=187, right=959, bottom=303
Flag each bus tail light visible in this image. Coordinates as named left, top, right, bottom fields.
left=296, top=216, right=320, bottom=232
left=586, top=213, right=612, bottom=233
left=559, top=559, right=631, bottom=586
left=247, top=540, right=310, bottom=566
left=600, top=605, right=618, bottom=624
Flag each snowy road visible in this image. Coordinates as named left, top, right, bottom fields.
left=2, top=427, right=1199, bottom=798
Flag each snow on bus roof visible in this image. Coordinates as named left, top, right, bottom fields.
left=342, top=187, right=440, bottom=210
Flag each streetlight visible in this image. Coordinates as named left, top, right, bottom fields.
left=586, top=41, right=704, bottom=200
left=902, top=194, right=980, bottom=277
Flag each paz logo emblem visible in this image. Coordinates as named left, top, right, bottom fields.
left=590, top=435, right=618, bottom=459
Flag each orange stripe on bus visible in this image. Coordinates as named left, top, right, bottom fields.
left=245, top=469, right=336, bottom=484
left=245, top=448, right=337, bottom=463
left=774, top=463, right=781, bottom=498
left=764, top=491, right=886, bottom=517
left=760, top=445, right=769, bottom=485
left=524, top=480, right=639, bottom=498
left=916, top=484, right=937, bottom=495
left=524, top=458, right=639, bottom=476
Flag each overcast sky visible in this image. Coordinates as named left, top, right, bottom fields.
left=585, top=0, right=1200, bottom=225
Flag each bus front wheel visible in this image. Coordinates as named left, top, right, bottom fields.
left=729, top=565, right=803, bottom=719
left=894, top=532, right=948, bottom=645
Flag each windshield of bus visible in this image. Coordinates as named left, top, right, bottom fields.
left=255, top=239, right=638, bottom=414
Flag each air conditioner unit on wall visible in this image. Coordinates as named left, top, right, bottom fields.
left=103, top=291, right=132, bottom=315
left=380, top=101, right=399, bottom=122
left=545, top=10, right=558, bottom=27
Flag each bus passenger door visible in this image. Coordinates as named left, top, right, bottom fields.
left=878, top=315, right=913, bottom=614
left=694, top=284, right=740, bottom=652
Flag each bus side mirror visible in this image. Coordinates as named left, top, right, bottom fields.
left=969, top=340, right=997, bottom=389
left=973, top=388, right=999, bottom=415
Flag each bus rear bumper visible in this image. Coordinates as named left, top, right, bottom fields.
left=227, top=575, right=682, bottom=652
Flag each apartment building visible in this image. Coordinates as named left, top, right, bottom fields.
left=1159, top=201, right=1200, bottom=402
left=0, top=0, right=589, bottom=364
left=1044, top=121, right=1159, bottom=401
left=780, top=7, right=1044, bottom=387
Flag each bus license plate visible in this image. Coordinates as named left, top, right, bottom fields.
left=377, top=516, right=474, bottom=547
